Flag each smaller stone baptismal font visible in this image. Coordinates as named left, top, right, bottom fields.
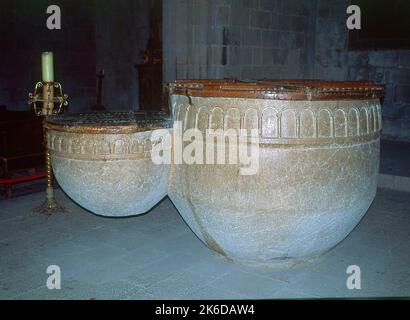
left=44, top=111, right=172, bottom=216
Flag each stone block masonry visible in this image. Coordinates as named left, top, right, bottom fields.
left=314, top=0, right=410, bottom=141
left=164, top=0, right=410, bottom=141
left=163, top=0, right=317, bottom=82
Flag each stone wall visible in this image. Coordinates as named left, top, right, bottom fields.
left=163, top=0, right=317, bottom=83
left=164, top=0, right=410, bottom=141
left=314, top=0, right=410, bottom=141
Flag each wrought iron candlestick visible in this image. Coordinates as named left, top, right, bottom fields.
left=28, top=81, right=68, bottom=116
left=28, top=53, right=69, bottom=215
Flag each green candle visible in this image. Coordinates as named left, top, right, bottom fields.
left=41, top=52, right=54, bottom=82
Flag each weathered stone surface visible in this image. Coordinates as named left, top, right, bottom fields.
left=168, top=81, right=382, bottom=264
left=45, top=112, right=170, bottom=217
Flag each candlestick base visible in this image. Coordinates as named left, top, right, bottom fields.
left=32, top=187, right=70, bottom=216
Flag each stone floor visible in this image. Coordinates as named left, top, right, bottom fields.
left=0, top=188, right=409, bottom=300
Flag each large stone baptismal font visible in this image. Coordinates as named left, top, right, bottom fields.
left=45, top=79, right=385, bottom=265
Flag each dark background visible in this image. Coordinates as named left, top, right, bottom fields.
left=348, top=0, right=410, bottom=49
left=0, top=0, right=157, bottom=112
left=1, top=0, right=410, bottom=141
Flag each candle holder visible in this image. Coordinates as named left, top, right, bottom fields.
left=28, top=81, right=68, bottom=116
left=28, top=80, right=69, bottom=215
